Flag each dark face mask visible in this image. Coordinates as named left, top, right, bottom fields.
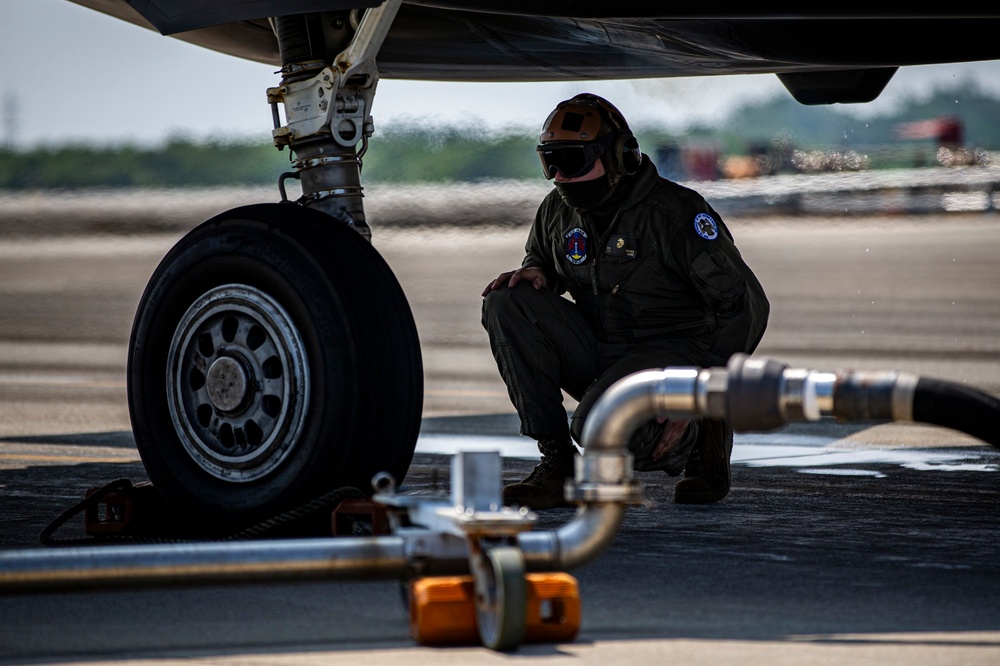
left=554, top=171, right=614, bottom=210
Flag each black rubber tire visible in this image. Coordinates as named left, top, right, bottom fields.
left=127, top=203, right=422, bottom=530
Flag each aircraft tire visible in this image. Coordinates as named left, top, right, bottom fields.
left=127, top=203, right=423, bottom=531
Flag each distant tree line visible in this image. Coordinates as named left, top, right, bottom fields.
left=0, top=83, right=997, bottom=189
left=0, top=137, right=286, bottom=189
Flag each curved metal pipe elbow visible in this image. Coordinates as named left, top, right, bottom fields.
left=520, top=503, right=625, bottom=571
left=519, top=368, right=703, bottom=573
left=581, top=367, right=702, bottom=452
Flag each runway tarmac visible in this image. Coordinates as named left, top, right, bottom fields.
left=0, top=195, right=997, bottom=664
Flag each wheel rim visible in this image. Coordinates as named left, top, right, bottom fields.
left=166, top=284, right=310, bottom=482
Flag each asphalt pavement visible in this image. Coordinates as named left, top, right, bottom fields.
left=0, top=194, right=997, bottom=664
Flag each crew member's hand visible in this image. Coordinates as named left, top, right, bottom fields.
left=651, top=418, right=691, bottom=461
left=481, top=266, right=547, bottom=297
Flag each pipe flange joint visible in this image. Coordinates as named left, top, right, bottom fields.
left=575, top=451, right=632, bottom=485
left=697, top=367, right=729, bottom=419
left=566, top=480, right=647, bottom=506
left=566, top=452, right=646, bottom=505
left=726, top=354, right=789, bottom=431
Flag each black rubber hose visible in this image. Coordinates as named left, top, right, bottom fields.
left=912, top=377, right=1000, bottom=449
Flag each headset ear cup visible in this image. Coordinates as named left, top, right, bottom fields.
left=612, top=133, right=641, bottom=177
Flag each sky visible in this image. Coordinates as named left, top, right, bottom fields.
left=3, top=0, right=1000, bottom=147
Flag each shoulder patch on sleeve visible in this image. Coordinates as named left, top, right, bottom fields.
left=694, top=213, right=718, bottom=240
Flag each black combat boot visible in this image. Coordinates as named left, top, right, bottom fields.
left=674, top=419, right=733, bottom=504
left=501, top=439, right=575, bottom=509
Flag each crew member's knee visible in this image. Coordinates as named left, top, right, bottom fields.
left=482, top=282, right=540, bottom=328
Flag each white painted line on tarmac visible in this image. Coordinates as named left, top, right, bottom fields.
left=416, top=432, right=1000, bottom=474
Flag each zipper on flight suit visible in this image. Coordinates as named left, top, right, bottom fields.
left=588, top=211, right=620, bottom=341
left=610, top=241, right=658, bottom=294
left=588, top=210, right=622, bottom=297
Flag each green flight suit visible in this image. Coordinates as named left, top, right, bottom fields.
left=482, top=157, right=766, bottom=474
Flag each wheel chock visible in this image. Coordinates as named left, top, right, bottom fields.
left=408, top=572, right=581, bottom=647
left=83, top=486, right=135, bottom=535
left=331, top=498, right=390, bottom=536
left=83, top=482, right=169, bottom=536
left=81, top=482, right=179, bottom=538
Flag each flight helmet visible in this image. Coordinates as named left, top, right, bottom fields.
left=536, top=93, right=642, bottom=181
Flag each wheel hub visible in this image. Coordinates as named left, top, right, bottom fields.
left=205, top=356, right=250, bottom=413
left=166, top=284, right=310, bottom=482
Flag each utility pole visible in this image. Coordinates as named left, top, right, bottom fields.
left=2, top=91, right=19, bottom=150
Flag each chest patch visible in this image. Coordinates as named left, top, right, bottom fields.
left=564, top=227, right=588, bottom=265
left=694, top=213, right=719, bottom=240
left=604, top=235, right=637, bottom=259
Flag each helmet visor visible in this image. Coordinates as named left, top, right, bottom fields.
left=536, top=136, right=613, bottom=180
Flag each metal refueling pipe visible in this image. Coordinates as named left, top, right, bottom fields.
left=0, top=478, right=634, bottom=593
left=525, top=352, right=1000, bottom=569
left=2, top=353, right=996, bottom=593
left=0, top=400, right=642, bottom=593
left=0, top=538, right=407, bottom=592
left=575, top=353, right=1000, bottom=448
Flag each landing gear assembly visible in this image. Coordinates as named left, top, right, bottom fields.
left=127, top=2, right=419, bottom=528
